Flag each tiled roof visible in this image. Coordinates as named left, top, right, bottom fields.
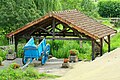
left=52, top=10, right=116, bottom=39
left=7, top=10, right=116, bottom=39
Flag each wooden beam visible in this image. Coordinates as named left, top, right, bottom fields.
left=32, top=32, right=77, bottom=37
left=108, top=35, right=110, bottom=52
left=100, top=38, right=103, bottom=56
left=38, top=27, right=52, bottom=34
left=52, top=18, right=55, bottom=40
left=45, top=37, right=91, bottom=40
left=92, top=39, right=95, bottom=60
left=55, top=27, right=62, bottom=31
left=20, top=36, right=91, bottom=40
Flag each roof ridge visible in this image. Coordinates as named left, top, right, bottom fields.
left=52, top=9, right=78, bottom=14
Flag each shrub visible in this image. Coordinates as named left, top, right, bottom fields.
left=0, top=66, right=58, bottom=80
left=0, top=57, right=3, bottom=65
left=98, top=0, right=120, bottom=17
left=17, top=44, right=24, bottom=58
left=0, top=68, right=22, bottom=80
left=0, top=49, right=7, bottom=60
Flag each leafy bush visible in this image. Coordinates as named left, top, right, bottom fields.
left=0, top=66, right=58, bottom=80
left=98, top=0, right=120, bottom=17
left=0, top=49, right=7, bottom=60
left=17, top=44, right=24, bottom=58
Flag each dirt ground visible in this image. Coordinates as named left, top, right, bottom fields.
left=57, top=48, right=120, bottom=80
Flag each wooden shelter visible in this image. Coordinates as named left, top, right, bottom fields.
left=7, top=10, right=117, bottom=60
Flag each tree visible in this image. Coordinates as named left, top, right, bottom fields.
left=0, top=0, right=40, bottom=33
left=80, top=0, right=99, bottom=18
left=61, top=0, right=82, bottom=10
left=34, top=0, right=62, bottom=16
left=98, top=0, right=120, bottom=17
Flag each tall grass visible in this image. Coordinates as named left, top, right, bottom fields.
left=47, top=40, right=92, bottom=60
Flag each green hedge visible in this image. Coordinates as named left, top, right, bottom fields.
left=98, top=0, right=120, bottom=17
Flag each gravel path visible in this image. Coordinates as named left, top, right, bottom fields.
left=57, top=48, right=120, bottom=80
left=0, top=57, right=75, bottom=76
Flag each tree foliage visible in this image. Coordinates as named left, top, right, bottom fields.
left=34, top=0, right=62, bottom=16
left=0, top=0, right=62, bottom=34
left=98, top=0, right=120, bottom=17
left=0, top=0, right=40, bottom=33
left=80, top=0, right=99, bottom=18
left=61, top=0, right=82, bottom=10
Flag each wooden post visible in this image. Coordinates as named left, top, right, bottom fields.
left=52, top=18, right=55, bottom=40
left=100, top=38, right=103, bottom=56
left=108, top=35, right=110, bottom=52
left=14, top=36, right=18, bottom=57
left=11, top=36, right=13, bottom=44
left=92, top=39, right=95, bottom=60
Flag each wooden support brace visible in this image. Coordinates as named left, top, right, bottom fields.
left=39, top=27, right=52, bottom=34
left=92, top=39, right=95, bottom=60
left=104, top=39, right=108, bottom=44
left=94, top=41, right=100, bottom=47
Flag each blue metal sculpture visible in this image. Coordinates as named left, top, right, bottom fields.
left=22, top=37, right=50, bottom=68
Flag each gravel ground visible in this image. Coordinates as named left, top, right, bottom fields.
left=57, top=48, right=120, bottom=80
left=0, top=57, right=75, bottom=76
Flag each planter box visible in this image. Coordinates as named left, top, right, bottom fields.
left=6, top=52, right=16, bottom=60
left=69, top=55, right=78, bottom=63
